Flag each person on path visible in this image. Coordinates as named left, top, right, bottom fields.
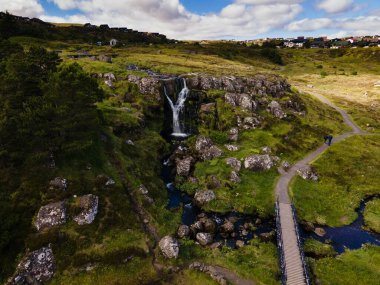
left=324, top=135, right=333, bottom=146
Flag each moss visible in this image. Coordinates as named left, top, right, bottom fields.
left=304, top=239, right=336, bottom=258
left=310, top=245, right=380, bottom=285
left=363, top=199, right=380, bottom=234
left=291, top=135, right=380, bottom=226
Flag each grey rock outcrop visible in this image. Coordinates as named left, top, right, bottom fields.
left=195, top=136, right=223, bottom=160
left=228, top=128, right=239, bottom=142
left=35, top=202, right=66, bottom=231
left=194, top=190, right=216, bottom=207
left=104, top=73, right=116, bottom=88
left=176, top=156, right=193, bottom=176
left=244, top=154, right=277, bottom=171
left=9, top=245, right=55, bottom=284
left=297, top=165, right=319, bottom=181
left=241, top=116, right=261, bottom=130
left=267, top=101, right=286, bottom=119
left=126, top=75, right=161, bottom=101
left=177, top=225, right=190, bottom=239
left=49, top=177, right=68, bottom=191
left=220, top=221, right=235, bottom=233
left=224, top=93, right=257, bottom=112
left=230, top=171, right=241, bottom=184
left=225, top=157, right=241, bottom=172
left=74, top=194, right=99, bottom=225
left=159, top=236, right=179, bottom=259
left=196, top=232, right=213, bottom=246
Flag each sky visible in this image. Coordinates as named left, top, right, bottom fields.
left=1, top=0, right=380, bottom=40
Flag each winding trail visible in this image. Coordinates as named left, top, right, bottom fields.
left=275, top=89, right=366, bottom=285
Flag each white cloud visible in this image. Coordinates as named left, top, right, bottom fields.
left=0, top=0, right=44, bottom=17
left=287, top=18, right=333, bottom=31
left=37, top=0, right=303, bottom=39
left=287, top=16, right=380, bottom=36
left=317, top=0, right=354, bottom=14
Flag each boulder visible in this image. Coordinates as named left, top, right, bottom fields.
left=195, top=136, right=223, bottom=160
left=261, top=146, right=271, bottom=154
left=190, top=221, right=204, bottom=235
left=244, top=154, right=276, bottom=171
left=225, top=144, right=239, bottom=151
left=194, top=190, right=216, bottom=207
left=74, top=194, right=99, bottom=225
left=10, top=245, right=55, bottom=284
left=176, top=156, right=193, bottom=176
left=267, top=101, right=286, bottom=119
left=229, top=171, right=241, bottom=184
left=220, top=221, right=234, bottom=233
left=97, top=174, right=115, bottom=187
left=242, top=116, right=261, bottom=129
left=225, top=157, right=241, bottom=172
left=177, top=225, right=190, bottom=239
left=225, top=93, right=257, bottom=112
left=282, top=161, right=291, bottom=171
left=127, top=75, right=160, bottom=101
left=302, top=221, right=315, bottom=232
left=236, top=240, right=245, bottom=248
left=196, top=232, right=213, bottom=246
left=139, top=184, right=149, bottom=195
left=35, top=202, right=67, bottom=231
left=297, top=165, right=319, bottom=181
left=49, top=177, right=68, bottom=191
left=199, top=217, right=217, bottom=234
left=159, top=236, right=179, bottom=259
left=228, top=128, right=239, bottom=142
left=314, top=227, right=326, bottom=237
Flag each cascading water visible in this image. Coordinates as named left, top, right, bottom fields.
left=164, top=78, right=189, bottom=137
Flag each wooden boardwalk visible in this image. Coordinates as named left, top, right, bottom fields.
left=275, top=88, right=366, bottom=285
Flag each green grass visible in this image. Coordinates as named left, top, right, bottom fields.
left=310, top=245, right=380, bottom=285
left=363, top=199, right=380, bottom=234
left=291, top=135, right=380, bottom=226
left=304, top=239, right=336, bottom=258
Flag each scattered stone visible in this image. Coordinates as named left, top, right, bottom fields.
left=190, top=221, right=204, bottom=235
left=35, top=201, right=67, bottom=231
left=143, top=218, right=149, bottom=224
left=200, top=217, right=217, bottom=234
left=139, top=184, right=149, bottom=195
left=188, top=177, right=199, bottom=184
left=9, top=245, right=55, bottom=284
left=196, top=232, right=213, bottom=246
left=220, top=221, right=235, bottom=233
left=314, top=227, right=326, bottom=237
left=244, top=154, right=276, bottom=171
left=74, top=194, right=99, bottom=225
left=229, top=171, right=241, bottom=184
left=207, top=175, right=222, bottom=189
left=159, top=236, right=179, bottom=259
left=236, top=240, right=245, bottom=248
left=225, top=144, right=239, bottom=151
left=104, top=73, right=116, bottom=88
left=225, top=93, right=257, bottom=112
left=189, top=262, right=228, bottom=285
left=225, top=157, right=241, bottom=172
left=242, top=116, right=261, bottom=129
left=228, top=128, right=239, bottom=142
left=49, top=177, right=68, bottom=191
left=261, top=146, right=271, bottom=154
left=267, top=101, right=286, bottom=119
left=176, top=156, right=193, bottom=176
left=177, top=225, right=190, bottom=239
left=282, top=161, right=291, bottom=171
left=195, top=136, right=223, bottom=160
left=303, top=221, right=315, bottom=232
left=98, top=54, right=112, bottom=63
left=259, top=231, right=275, bottom=242
left=297, top=165, right=319, bottom=181
left=210, top=241, right=223, bottom=249
left=125, top=139, right=135, bottom=145
left=194, top=190, right=216, bottom=207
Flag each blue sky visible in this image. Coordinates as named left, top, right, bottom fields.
left=1, top=0, right=380, bottom=39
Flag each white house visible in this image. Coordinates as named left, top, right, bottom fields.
left=110, top=39, right=118, bottom=46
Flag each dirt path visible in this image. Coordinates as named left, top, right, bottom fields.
left=275, top=89, right=366, bottom=285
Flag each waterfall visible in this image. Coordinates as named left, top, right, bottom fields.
left=164, top=78, right=189, bottom=137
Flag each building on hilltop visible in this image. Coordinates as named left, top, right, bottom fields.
left=110, top=39, right=118, bottom=46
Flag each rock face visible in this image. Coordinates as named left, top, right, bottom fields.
left=74, top=194, right=99, bottom=225
left=49, top=177, right=68, bottom=191
left=195, top=136, right=223, bottom=160
left=126, top=75, right=161, bottom=101
left=196, top=232, right=213, bottom=246
left=228, top=128, right=239, bottom=142
left=225, top=157, right=241, bottom=172
left=244, top=154, right=276, bottom=171
left=176, top=156, right=193, bottom=176
left=224, top=93, right=257, bottom=112
left=225, top=144, right=239, bottom=151
left=177, top=225, right=190, bottom=239
left=186, top=74, right=290, bottom=98
left=241, top=116, right=261, bottom=130
left=267, top=101, right=286, bottom=119
left=297, top=165, right=319, bottom=181
left=10, top=245, right=55, bottom=284
left=35, top=202, right=67, bottom=231
left=159, top=236, right=179, bottom=259
left=194, top=190, right=216, bottom=207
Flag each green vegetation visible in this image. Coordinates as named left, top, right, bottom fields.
left=291, top=135, right=380, bottom=226
left=363, top=199, right=380, bottom=234
left=304, top=239, right=336, bottom=258
left=310, top=245, right=380, bottom=285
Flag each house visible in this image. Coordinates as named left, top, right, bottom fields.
left=110, top=39, right=118, bottom=46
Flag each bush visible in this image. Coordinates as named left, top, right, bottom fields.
left=260, top=48, right=283, bottom=65
left=351, top=71, right=358, bottom=75
left=320, top=71, right=328, bottom=77
left=316, top=64, right=323, bottom=69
